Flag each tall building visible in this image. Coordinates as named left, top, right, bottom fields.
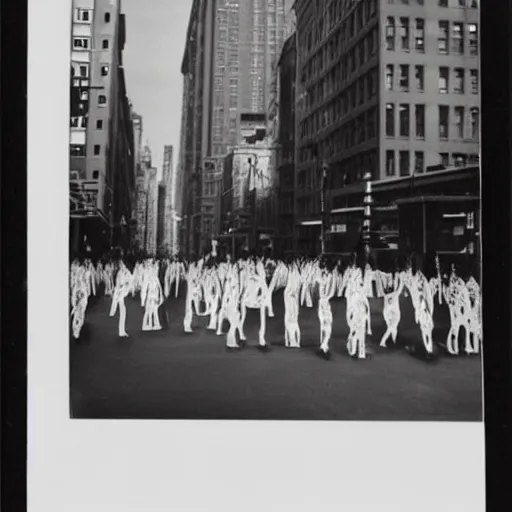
left=179, top=0, right=291, bottom=258
left=275, top=31, right=297, bottom=256
left=292, top=0, right=480, bottom=253
left=157, top=181, right=166, bottom=253
left=69, top=0, right=134, bottom=257
left=162, top=145, right=179, bottom=255
left=145, top=167, right=159, bottom=255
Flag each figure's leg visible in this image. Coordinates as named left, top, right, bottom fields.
left=258, top=307, right=267, bottom=346
left=358, top=326, right=367, bottom=359
left=153, top=306, right=162, bottom=330
left=118, top=300, right=128, bottom=337
left=380, top=325, right=391, bottom=347
left=216, top=310, right=224, bottom=335
left=284, top=325, right=289, bottom=347
left=239, top=304, right=247, bottom=341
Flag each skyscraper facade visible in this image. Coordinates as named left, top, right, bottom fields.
left=292, top=0, right=479, bottom=253
left=162, top=145, right=178, bottom=254
left=179, top=0, right=291, bottom=258
left=69, top=0, right=134, bottom=256
left=145, top=167, right=159, bottom=255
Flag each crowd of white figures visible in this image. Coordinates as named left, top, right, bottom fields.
left=70, top=248, right=481, bottom=359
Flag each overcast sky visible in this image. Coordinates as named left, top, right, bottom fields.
left=122, top=0, right=193, bottom=175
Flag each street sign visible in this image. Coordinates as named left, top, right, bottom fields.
left=329, top=224, right=347, bottom=233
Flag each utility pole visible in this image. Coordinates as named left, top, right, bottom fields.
left=320, top=162, right=329, bottom=255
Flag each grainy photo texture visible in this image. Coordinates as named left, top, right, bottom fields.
left=69, top=0, right=482, bottom=421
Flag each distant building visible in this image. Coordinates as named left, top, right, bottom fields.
left=69, top=0, right=134, bottom=257
left=157, top=181, right=166, bottom=253
left=179, top=0, right=291, bottom=259
left=145, top=167, right=158, bottom=255
left=275, top=32, right=296, bottom=256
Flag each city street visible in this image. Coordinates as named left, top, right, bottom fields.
left=70, top=290, right=483, bottom=421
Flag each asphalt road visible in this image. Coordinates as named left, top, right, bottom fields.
left=70, top=290, right=483, bottom=421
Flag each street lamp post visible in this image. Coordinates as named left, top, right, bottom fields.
left=320, top=162, right=329, bottom=256
left=362, top=171, right=373, bottom=265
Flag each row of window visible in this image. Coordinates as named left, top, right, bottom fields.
left=385, top=104, right=479, bottom=140
left=74, top=9, right=112, bottom=23
left=385, top=18, right=478, bottom=56
left=388, top=0, right=478, bottom=6
left=70, top=116, right=105, bottom=130
left=385, top=150, right=479, bottom=178
left=73, top=89, right=108, bottom=106
left=70, top=144, right=102, bottom=157
left=437, top=0, right=478, bottom=7
left=385, top=64, right=478, bottom=95
left=72, top=36, right=111, bottom=51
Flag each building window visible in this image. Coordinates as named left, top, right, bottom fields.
left=93, top=145, right=101, bottom=155
left=468, top=24, right=478, bottom=55
left=454, top=106, right=464, bottom=137
left=385, top=64, right=394, bottom=90
left=385, top=104, right=395, bottom=137
left=399, top=18, right=409, bottom=50
left=438, top=21, right=449, bottom=54
left=439, top=0, right=448, bottom=6
left=415, top=65, right=424, bottom=91
left=96, top=119, right=103, bottom=129
left=74, top=9, right=91, bottom=22
left=386, top=17, right=395, bottom=50
left=102, top=39, right=109, bottom=49
left=470, top=107, right=479, bottom=138
left=92, top=170, right=100, bottom=179
left=415, top=18, right=424, bottom=52
left=414, top=151, right=424, bottom=174
left=80, top=90, right=88, bottom=101
left=453, top=68, right=465, bottom=93
left=386, top=150, right=395, bottom=176
left=73, top=37, right=90, bottom=50
left=439, top=106, right=449, bottom=139
left=70, top=144, right=86, bottom=157
left=452, top=23, right=464, bottom=54
left=79, top=64, right=89, bottom=77
left=439, top=67, right=449, bottom=93
left=415, top=104, right=425, bottom=138
left=399, top=65, right=409, bottom=91
left=468, top=153, right=479, bottom=164
left=470, top=69, right=479, bottom=93
left=98, top=95, right=107, bottom=106
left=399, top=104, right=410, bottom=137
left=399, top=151, right=409, bottom=176
left=439, top=153, right=449, bottom=167
left=101, top=65, right=109, bottom=76
left=105, top=12, right=111, bottom=22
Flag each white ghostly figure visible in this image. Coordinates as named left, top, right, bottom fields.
left=141, top=262, right=164, bottom=331
left=345, top=268, right=370, bottom=359
left=465, top=276, right=481, bottom=354
left=203, top=267, right=222, bottom=331
left=316, top=268, right=337, bottom=355
left=224, top=270, right=244, bottom=349
left=183, top=262, right=207, bottom=333
left=70, top=267, right=90, bottom=339
left=103, top=262, right=115, bottom=296
left=379, top=272, right=405, bottom=347
left=109, top=261, right=133, bottom=337
left=239, top=260, right=273, bottom=348
left=283, top=265, right=302, bottom=348
left=408, top=271, right=435, bottom=354
left=443, top=271, right=474, bottom=355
